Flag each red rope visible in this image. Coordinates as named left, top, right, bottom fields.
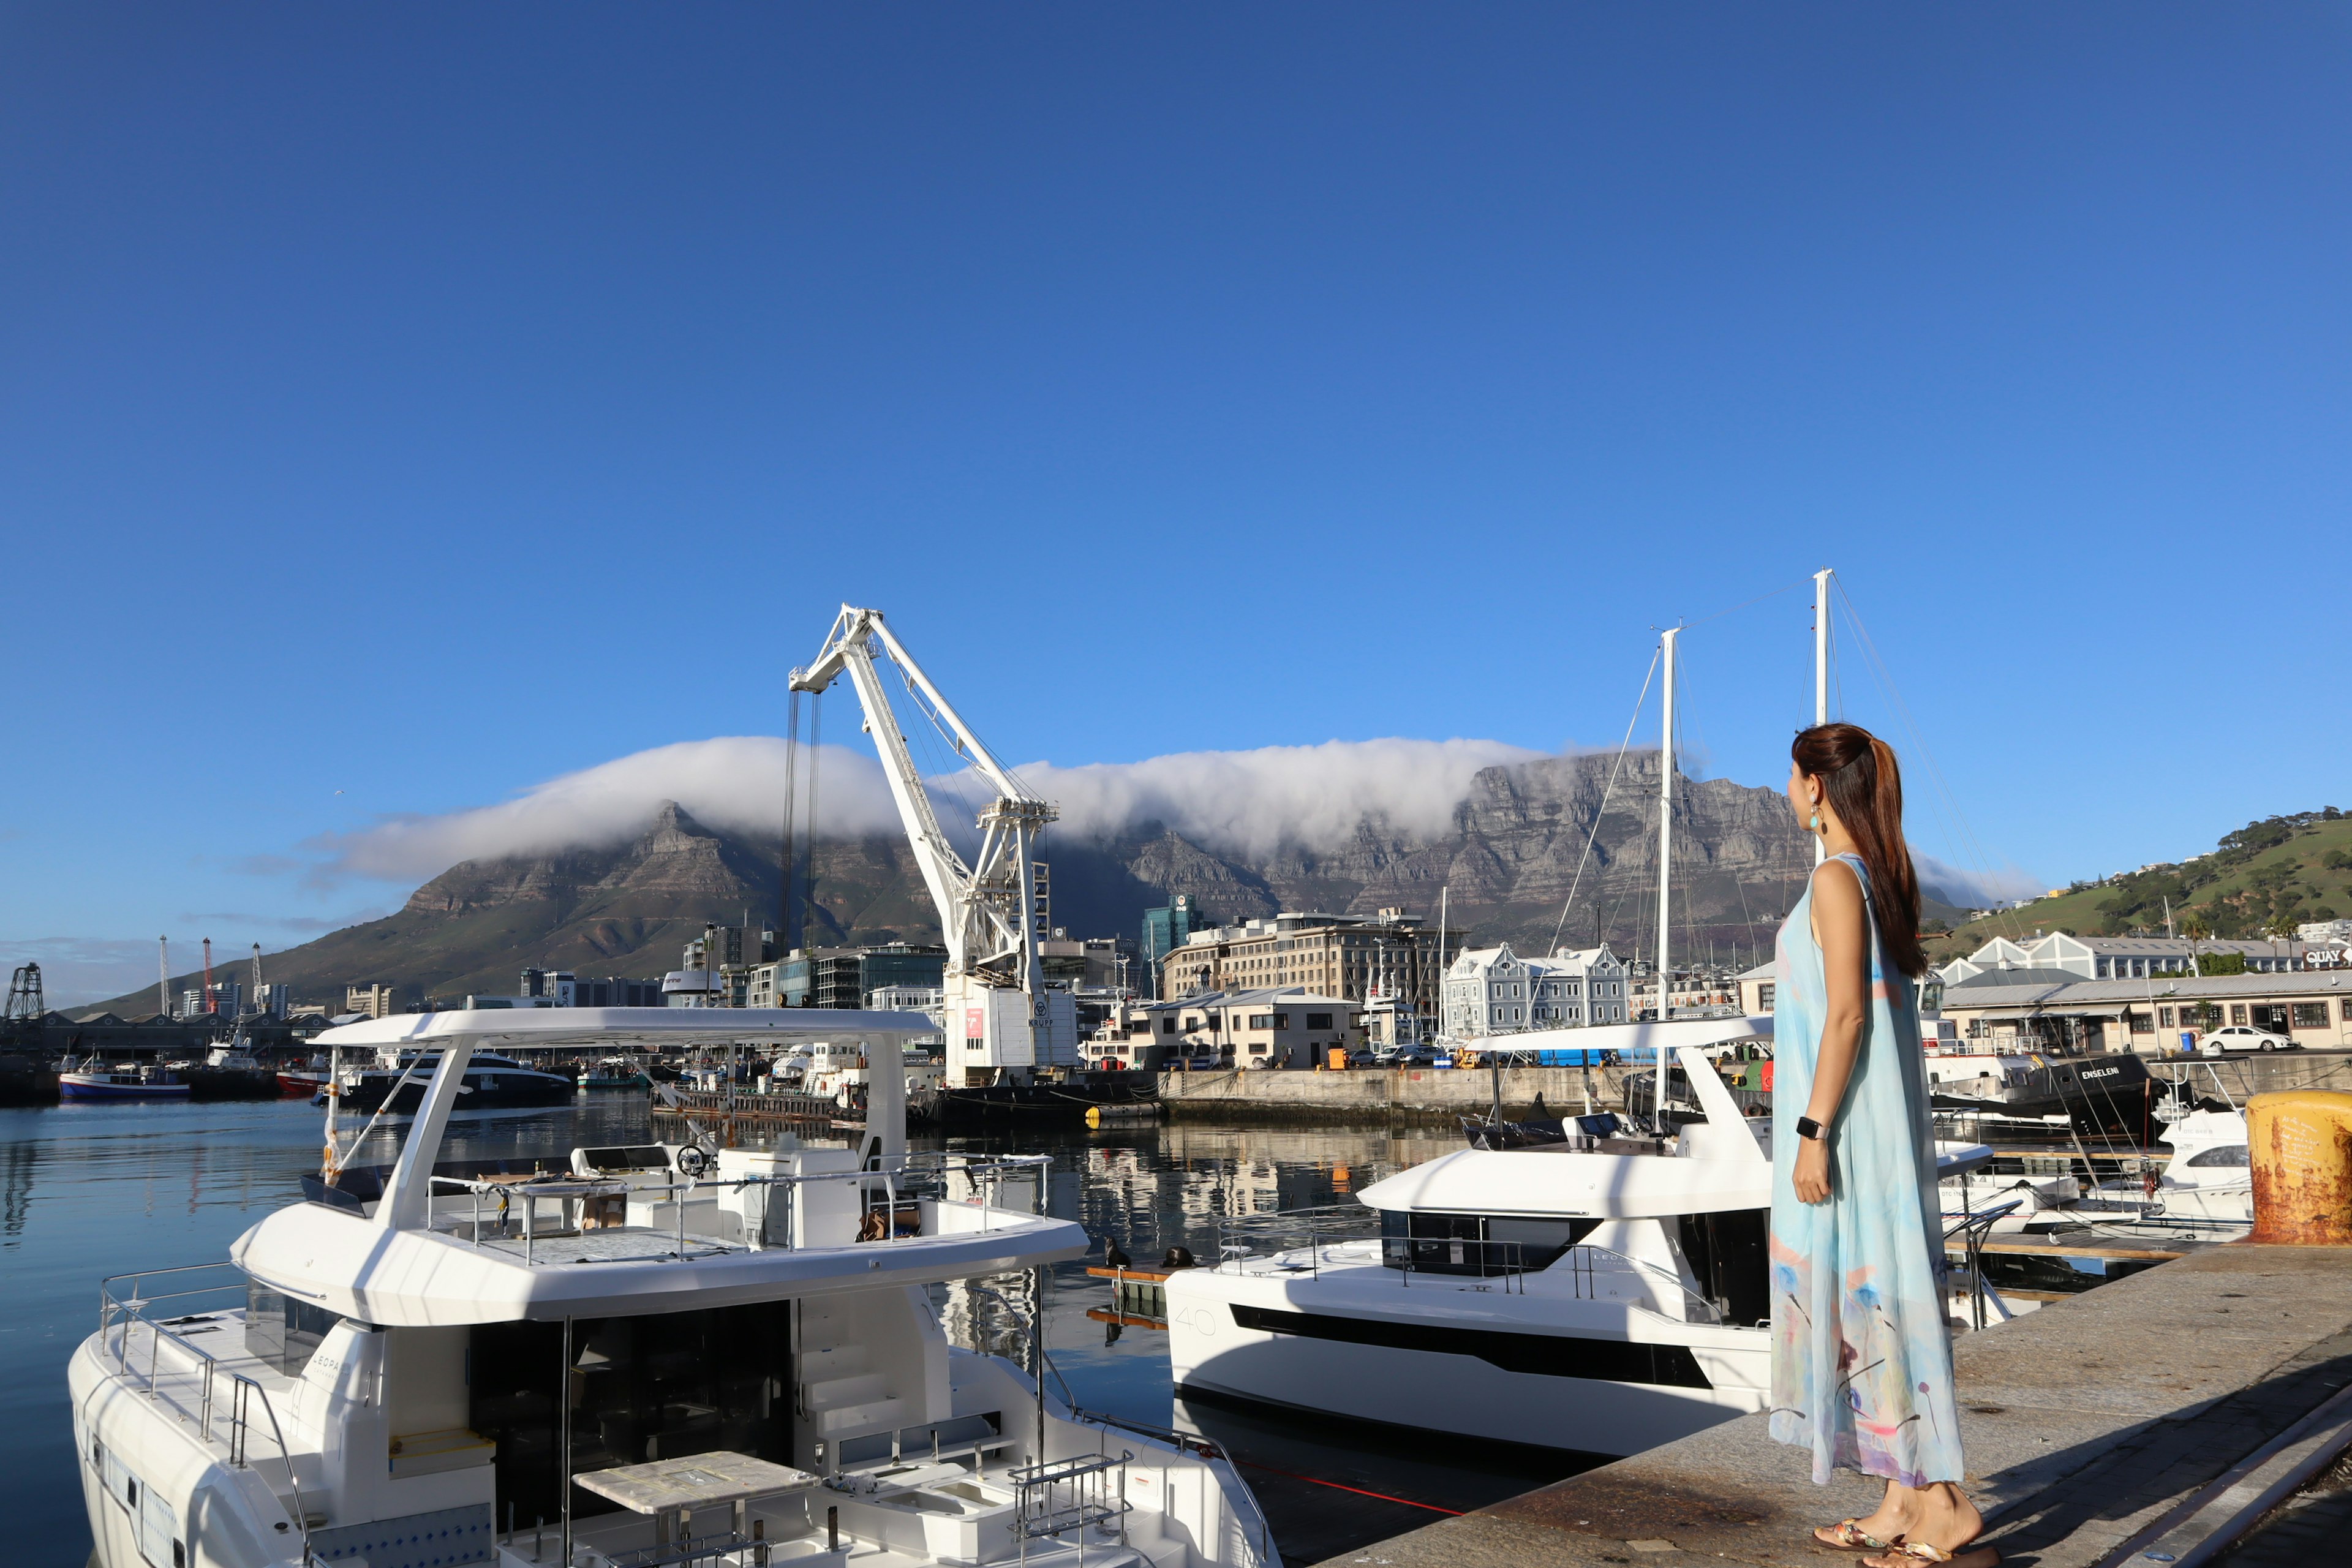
left=1227, top=1457, right=1466, bottom=1515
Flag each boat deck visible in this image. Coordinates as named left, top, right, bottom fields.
left=429, top=1220, right=747, bottom=1264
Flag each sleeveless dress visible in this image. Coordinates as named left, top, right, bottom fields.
left=1768, top=853, right=1963, bottom=1488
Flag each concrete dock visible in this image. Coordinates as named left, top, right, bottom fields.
left=1315, top=1245, right=2352, bottom=1567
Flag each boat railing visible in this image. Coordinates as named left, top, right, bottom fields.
left=427, top=1153, right=1057, bottom=1262
left=1210, top=1204, right=1385, bottom=1280
left=1943, top=1199, right=2024, bottom=1330
left=1555, top=1245, right=1724, bottom=1324
left=1011, top=1450, right=1134, bottom=1557
left=96, top=1263, right=313, bottom=1559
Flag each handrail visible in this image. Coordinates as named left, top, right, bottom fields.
left=1943, top=1198, right=2024, bottom=1330
left=420, top=1152, right=1058, bottom=1262
left=97, top=1265, right=314, bottom=1560
left=1555, top=1243, right=1722, bottom=1324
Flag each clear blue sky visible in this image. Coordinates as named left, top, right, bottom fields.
left=5, top=6, right=2348, bottom=1001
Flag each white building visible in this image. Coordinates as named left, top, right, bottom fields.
left=1440, top=943, right=1629, bottom=1038
left=2299, top=919, right=2352, bottom=946
left=1937, top=932, right=2313, bottom=985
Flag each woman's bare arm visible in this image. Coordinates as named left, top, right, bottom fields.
left=1795, top=859, right=1870, bottom=1202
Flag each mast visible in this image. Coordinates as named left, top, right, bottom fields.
left=1437, top=884, right=1449, bottom=1039
left=1655, top=627, right=1678, bottom=1131
left=1812, top=568, right=1832, bottom=868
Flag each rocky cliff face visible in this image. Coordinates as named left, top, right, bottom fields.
left=91, top=760, right=1817, bottom=1014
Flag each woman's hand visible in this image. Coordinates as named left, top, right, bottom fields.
left=1793, top=1137, right=1832, bottom=1204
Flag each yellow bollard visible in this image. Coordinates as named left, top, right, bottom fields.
left=2248, top=1091, right=2352, bottom=1245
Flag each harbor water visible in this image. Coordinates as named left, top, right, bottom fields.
left=2, top=1096, right=1591, bottom=1567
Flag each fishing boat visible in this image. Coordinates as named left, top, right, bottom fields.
left=70, top=1006, right=1278, bottom=1568
left=58, top=1060, right=192, bottom=1102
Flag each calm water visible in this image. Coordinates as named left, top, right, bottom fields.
left=2, top=1098, right=1583, bottom=1567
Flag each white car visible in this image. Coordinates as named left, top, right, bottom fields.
left=2199, top=1023, right=2297, bottom=1054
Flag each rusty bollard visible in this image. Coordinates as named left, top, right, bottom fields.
left=2248, top=1091, right=2352, bottom=1245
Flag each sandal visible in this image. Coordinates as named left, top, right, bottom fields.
left=1814, top=1520, right=1895, bottom=1551
left=1862, top=1541, right=1999, bottom=1567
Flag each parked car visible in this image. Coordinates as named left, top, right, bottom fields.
left=2199, top=1024, right=2299, bottom=1054
left=1346, top=1050, right=1381, bottom=1068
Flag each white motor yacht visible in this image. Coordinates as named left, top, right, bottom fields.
left=71, top=1006, right=1276, bottom=1568
left=1167, top=1042, right=1991, bottom=1458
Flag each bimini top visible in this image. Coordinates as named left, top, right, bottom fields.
left=312, top=1006, right=938, bottom=1051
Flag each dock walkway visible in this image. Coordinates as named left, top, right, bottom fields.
left=1315, top=1245, right=2352, bottom=1567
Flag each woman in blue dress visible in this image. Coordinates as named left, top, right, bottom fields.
left=1773, top=723, right=1996, bottom=1568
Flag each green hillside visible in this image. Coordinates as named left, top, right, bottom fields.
left=1926, top=808, right=2352, bottom=962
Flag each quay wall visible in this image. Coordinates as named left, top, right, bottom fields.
left=1154, top=1065, right=1635, bottom=1124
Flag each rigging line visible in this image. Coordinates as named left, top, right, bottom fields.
left=1550, top=647, right=1662, bottom=952
left=1677, top=576, right=1811, bottom=633
left=1830, top=580, right=2027, bottom=947
left=803, top=692, right=824, bottom=946
left=779, top=689, right=802, bottom=945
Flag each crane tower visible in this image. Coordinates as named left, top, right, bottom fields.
left=790, top=605, right=1076, bottom=1085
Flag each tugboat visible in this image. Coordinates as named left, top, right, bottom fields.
left=70, top=1005, right=1278, bottom=1568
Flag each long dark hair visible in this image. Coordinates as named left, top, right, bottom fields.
left=1792, top=722, right=1926, bottom=978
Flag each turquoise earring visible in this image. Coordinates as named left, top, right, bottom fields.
left=1809, top=807, right=1822, bottom=833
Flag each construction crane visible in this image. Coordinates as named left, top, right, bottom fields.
left=790, top=605, right=1075, bottom=1085
left=202, top=937, right=215, bottom=1016
left=250, top=943, right=264, bottom=1018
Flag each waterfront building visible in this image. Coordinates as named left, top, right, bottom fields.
left=1141, top=895, right=1207, bottom=998
left=1939, top=967, right=2352, bottom=1053
left=741, top=943, right=948, bottom=1009
left=1159, top=908, right=1431, bottom=1015
left=252, top=982, right=292, bottom=1018
left=1439, top=943, right=1630, bottom=1037
left=341, top=982, right=397, bottom=1019
left=2299, top=918, right=2352, bottom=945
left=1114, top=987, right=1361, bottom=1068
left=1938, top=932, right=2313, bottom=984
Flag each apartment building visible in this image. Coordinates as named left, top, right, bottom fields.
left=1159, top=909, right=1431, bottom=1015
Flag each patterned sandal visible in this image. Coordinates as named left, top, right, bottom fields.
left=1863, top=1540, right=1999, bottom=1567
left=1814, top=1520, right=1894, bottom=1551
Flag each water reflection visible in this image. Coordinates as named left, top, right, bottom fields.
left=1, top=1099, right=1581, bottom=1568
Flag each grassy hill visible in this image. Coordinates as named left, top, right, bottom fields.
left=1926, top=807, right=2352, bottom=962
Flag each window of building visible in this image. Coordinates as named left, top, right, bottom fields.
left=2158, top=1006, right=2174, bottom=1028
left=2231, top=1005, right=2248, bottom=1025
left=2126, top=1010, right=2153, bottom=1035
left=1248, top=1042, right=1268, bottom=1054
left=1305, top=1012, right=1332, bottom=1029
left=1758, top=982, right=1776, bottom=1011
left=2293, top=1002, right=2330, bottom=1029
left=1248, top=1014, right=1273, bottom=1028
left=1272, top=1013, right=1289, bottom=1029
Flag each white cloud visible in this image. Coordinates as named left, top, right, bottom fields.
left=312, top=734, right=1550, bottom=885
left=1915, top=853, right=2044, bottom=911
left=1022, top=738, right=1545, bottom=861
left=310, top=738, right=900, bottom=883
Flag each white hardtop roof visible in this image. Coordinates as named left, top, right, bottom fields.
left=313, top=1005, right=937, bottom=1051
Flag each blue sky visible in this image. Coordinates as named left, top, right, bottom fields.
left=5, top=7, right=2348, bottom=1002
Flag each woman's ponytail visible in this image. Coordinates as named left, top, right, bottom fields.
left=1792, top=723, right=1927, bottom=977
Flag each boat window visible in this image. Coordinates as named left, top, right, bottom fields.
left=1378, top=1210, right=1597, bottom=1275
left=470, top=1300, right=794, bottom=1529
left=2184, top=1144, right=2251, bottom=1168
left=245, top=1278, right=341, bottom=1378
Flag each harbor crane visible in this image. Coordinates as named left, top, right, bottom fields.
left=790, top=605, right=1076, bottom=1085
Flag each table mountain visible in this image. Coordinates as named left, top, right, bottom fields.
left=84, top=753, right=1849, bottom=1015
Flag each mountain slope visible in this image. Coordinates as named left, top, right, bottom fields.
left=82, top=755, right=1833, bottom=1015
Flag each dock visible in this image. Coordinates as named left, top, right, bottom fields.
left=1314, top=1244, right=2352, bottom=1567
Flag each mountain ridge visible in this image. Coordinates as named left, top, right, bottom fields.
left=81, top=753, right=1859, bottom=1016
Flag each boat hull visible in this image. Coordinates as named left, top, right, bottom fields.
left=336, top=1073, right=575, bottom=1113
left=1166, top=1267, right=1766, bottom=1457
left=58, top=1074, right=190, bottom=1102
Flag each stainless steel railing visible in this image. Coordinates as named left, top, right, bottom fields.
left=96, top=1264, right=313, bottom=1560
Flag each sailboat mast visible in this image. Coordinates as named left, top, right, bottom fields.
left=1655, top=627, right=1678, bottom=1131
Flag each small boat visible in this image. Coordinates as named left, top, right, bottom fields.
left=576, top=1055, right=652, bottom=1090
left=58, top=1060, right=191, bottom=1102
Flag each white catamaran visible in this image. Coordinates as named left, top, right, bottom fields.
left=71, top=1006, right=1277, bottom=1568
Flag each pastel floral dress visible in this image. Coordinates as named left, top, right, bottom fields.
left=1768, top=853, right=1964, bottom=1488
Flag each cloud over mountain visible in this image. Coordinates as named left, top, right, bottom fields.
left=314, top=735, right=1550, bottom=886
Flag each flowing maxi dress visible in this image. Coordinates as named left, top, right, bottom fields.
left=1768, top=852, right=1964, bottom=1488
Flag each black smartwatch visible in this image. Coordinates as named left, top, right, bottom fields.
left=1795, top=1115, right=1828, bottom=1142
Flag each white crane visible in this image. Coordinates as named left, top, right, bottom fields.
left=790, top=605, right=1076, bottom=1084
